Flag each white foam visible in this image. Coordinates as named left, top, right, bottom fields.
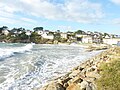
left=0, top=44, right=103, bottom=90
left=0, top=44, right=34, bottom=60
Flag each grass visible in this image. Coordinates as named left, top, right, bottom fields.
left=96, top=47, right=120, bottom=90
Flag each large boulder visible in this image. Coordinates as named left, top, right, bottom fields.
left=69, top=70, right=80, bottom=78
left=80, top=80, right=96, bottom=90
left=68, top=76, right=83, bottom=86
left=40, top=82, right=65, bottom=90
left=66, top=83, right=81, bottom=90
left=86, top=71, right=100, bottom=79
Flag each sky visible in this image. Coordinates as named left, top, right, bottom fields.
left=0, top=0, right=120, bottom=34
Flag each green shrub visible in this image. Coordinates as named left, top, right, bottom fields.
left=96, top=57, right=120, bottom=90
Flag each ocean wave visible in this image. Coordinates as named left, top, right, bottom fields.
left=0, top=44, right=34, bottom=60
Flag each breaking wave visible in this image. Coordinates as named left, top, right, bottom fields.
left=0, top=44, right=34, bottom=60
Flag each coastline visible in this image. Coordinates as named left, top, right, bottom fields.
left=39, top=44, right=113, bottom=90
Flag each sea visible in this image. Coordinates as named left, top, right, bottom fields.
left=0, top=43, right=102, bottom=90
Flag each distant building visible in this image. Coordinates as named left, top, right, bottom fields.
left=35, top=30, right=44, bottom=35
left=82, top=36, right=93, bottom=43
left=113, top=34, right=120, bottom=38
left=104, top=35, right=110, bottom=39
left=103, top=38, right=120, bottom=45
left=44, top=30, right=49, bottom=34
left=75, top=34, right=87, bottom=38
left=0, top=26, right=10, bottom=35
left=75, top=34, right=87, bottom=42
left=42, top=33, right=54, bottom=40
left=60, top=33, right=67, bottom=39
left=25, top=30, right=32, bottom=36
left=2, top=29, right=10, bottom=36
left=10, top=28, right=24, bottom=35
left=117, top=41, right=120, bottom=46
left=92, top=34, right=103, bottom=44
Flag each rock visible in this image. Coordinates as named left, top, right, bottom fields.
left=86, top=71, right=100, bottom=79
left=40, top=82, right=65, bottom=90
left=78, top=66, right=84, bottom=71
left=72, top=66, right=79, bottom=71
left=61, top=77, right=72, bottom=85
left=89, top=83, right=97, bottom=90
left=80, top=68, right=87, bottom=77
left=69, top=70, right=80, bottom=78
left=80, top=80, right=89, bottom=89
left=80, top=80, right=92, bottom=90
left=67, top=76, right=83, bottom=86
left=84, top=77, right=96, bottom=82
left=72, top=76, right=83, bottom=83
left=63, top=82, right=69, bottom=88
left=66, top=83, right=81, bottom=90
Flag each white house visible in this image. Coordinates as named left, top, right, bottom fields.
left=104, top=35, right=110, bottom=39
left=44, top=30, right=49, bottom=34
left=25, top=30, right=32, bottom=36
left=42, top=33, right=54, bottom=40
left=103, top=38, right=120, bottom=45
left=75, top=34, right=87, bottom=38
left=2, top=29, right=9, bottom=35
left=82, top=36, right=93, bottom=43
left=60, top=33, right=67, bottom=39
left=35, top=30, right=44, bottom=35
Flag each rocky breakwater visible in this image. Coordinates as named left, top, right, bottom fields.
left=86, top=44, right=110, bottom=52
left=39, top=46, right=118, bottom=90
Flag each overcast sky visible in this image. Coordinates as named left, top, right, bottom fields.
left=0, top=0, right=120, bottom=34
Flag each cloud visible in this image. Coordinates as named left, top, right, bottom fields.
left=20, top=18, right=37, bottom=23
left=0, top=0, right=104, bottom=24
left=110, top=0, right=120, bottom=5
left=0, top=17, right=18, bottom=24
left=58, top=25, right=73, bottom=31
left=112, top=18, right=120, bottom=25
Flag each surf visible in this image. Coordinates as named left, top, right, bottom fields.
left=0, top=43, right=34, bottom=60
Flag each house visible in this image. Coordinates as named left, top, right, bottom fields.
left=0, top=26, right=10, bottom=35
left=75, top=34, right=87, bottom=42
left=103, top=38, right=120, bottom=45
left=92, top=34, right=103, bottom=44
left=44, top=30, right=49, bottom=34
left=2, top=29, right=10, bottom=36
left=35, top=30, right=44, bottom=35
left=82, top=36, right=93, bottom=43
left=113, top=34, right=120, bottom=38
left=86, top=31, right=94, bottom=35
left=104, top=35, right=110, bottom=39
left=117, top=41, right=120, bottom=46
left=42, top=33, right=54, bottom=40
left=25, top=30, right=32, bottom=36
left=60, top=33, right=67, bottom=39
left=67, top=32, right=75, bottom=40
left=10, top=28, right=24, bottom=35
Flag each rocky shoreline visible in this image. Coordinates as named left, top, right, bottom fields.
left=39, top=45, right=118, bottom=90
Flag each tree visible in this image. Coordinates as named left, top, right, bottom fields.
left=30, top=32, right=41, bottom=43
left=2, top=26, right=8, bottom=30
left=18, top=32, right=28, bottom=40
left=54, top=33, right=61, bottom=41
left=33, top=27, right=43, bottom=31
left=75, top=30, right=86, bottom=34
left=104, top=33, right=109, bottom=36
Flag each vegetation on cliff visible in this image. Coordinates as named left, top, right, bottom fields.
left=96, top=47, right=120, bottom=90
